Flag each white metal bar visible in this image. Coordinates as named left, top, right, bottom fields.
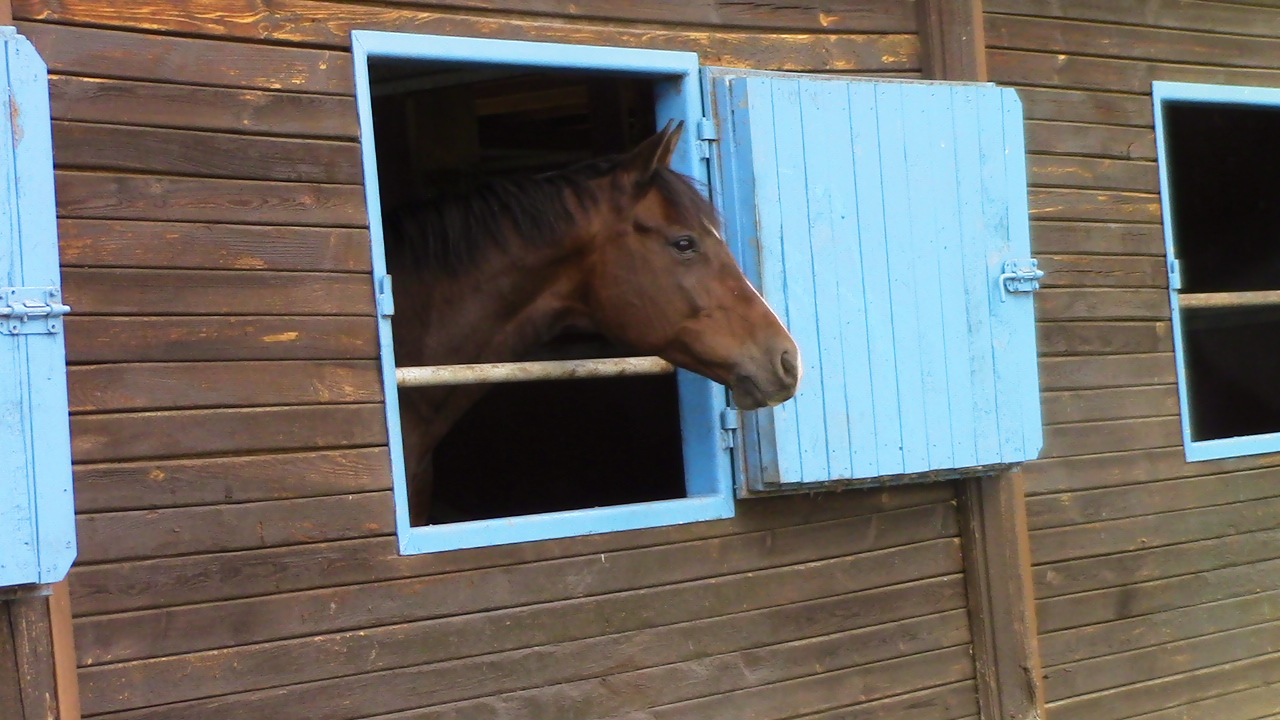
left=1179, top=291, right=1280, bottom=310
left=396, top=356, right=675, bottom=387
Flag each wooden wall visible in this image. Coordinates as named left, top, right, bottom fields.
left=985, top=2, right=1280, bottom=719
left=9, top=1, right=982, bottom=718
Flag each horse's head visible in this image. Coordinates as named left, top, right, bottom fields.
left=582, top=122, right=800, bottom=410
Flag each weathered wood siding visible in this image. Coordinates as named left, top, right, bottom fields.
left=9, top=2, right=980, bottom=718
left=985, top=2, right=1280, bottom=718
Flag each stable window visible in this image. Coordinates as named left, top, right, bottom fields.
left=352, top=31, right=1044, bottom=555
left=1154, top=81, right=1280, bottom=461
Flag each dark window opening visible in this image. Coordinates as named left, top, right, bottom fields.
left=1164, top=101, right=1280, bottom=441
left=367, top=61, right=687, bottom=525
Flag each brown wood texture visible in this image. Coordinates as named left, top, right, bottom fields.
left=0, top=603, right=24, bottom=720
left=75, top=503, right=960, bottom=665
left=70, top=404, right=387, bottom=462
left=63, top=316, right=379, bottom=363
left=67, top=485, right=952, bottom=616
left=57, top=220, right=372, bottom=272
left=987, top=4, right=1280, bottom=719
left=46, top=585, right=78, bottom=720
left=9, top=595, right=58, bottom=720
left=48, top=75, right=359, bottom=138
left=918, top=0, right=987, bottom=81
left=13, top=3, right=917, bottom=71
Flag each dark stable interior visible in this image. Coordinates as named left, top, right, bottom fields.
left=1163, top=101, right=1280, bottom=441
left=368, top=61, right=687, bottom=524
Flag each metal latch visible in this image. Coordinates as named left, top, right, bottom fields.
left=998, top=259, right=1044, bottom=300
left=0, top=287, right=70, bottom=335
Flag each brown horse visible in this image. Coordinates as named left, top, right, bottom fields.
left=385, top=122, right=800, bottom=525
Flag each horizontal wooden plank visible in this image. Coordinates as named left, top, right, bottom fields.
left=1036, top=288, right=1170, bottom=321
left=52, top=121, right=363, bottom=183
left=987, top=12, right=1280, bottom=69
left=70, top=403, right=388, bottom=463
left=18, top=0, right=919, bottom=33
left=74, top=519, right=960, bottom=666
left=1034, top=527, right=1280, bottom=601
left=1126, top=674, right=1280, bottom=720
left=14, top=2, right=917, bottom=70
left=64, top=316, right=379, bottom=363
left=77, top=493, right=393, bottom=565
left=48, top=75, right=359, bottom=138
left=1039, top=255, right=1166, bottom=288
left=641, top=645, right=973, bottom=720
left=1040, top=416, right=1181, bottom=459
left=67, top=360, right=382, bottom=413
left=1029, top=465, right=1280, bottom=530
left=1041, top=590, right=1280, bottom=669
left=1038, top=321, right=1173, bottom=356
left=1029, top=155, right=1159, bottom=193
left=1029, top=188, right=1162, bottom=223
left=987, top=0, right=1280, bottom=40
left=788, top=681, right=978, bottom=720
left=989, top=48, right=1280, bottom=94
left=57, top=219, right=372, bottom=272
left=16, top=21, right=353, bottom=94
left=80, top=586, right=967, bottom=717
left=1037, top=556, right=1280, bottom=634
left=67, top=485, right=957, bottom=616
left=1049, top=650, right=1280, bottom=720
left=56, top=172, right=367, bottom=226
left=1026, top=120, right=1157, bottom=160
left=1040, top=384, right=1178, bottom=425
left=73, top=447, right=391, bottom=513
left=1032, top=221, right=1165, bottom=256
left=61, top=268, right=374, bottom=316
left=1038, top=353, right=1176, bottom=391
left=1022, top=446, right=1279, bottom=497
left=1032, top=494, right=1280, bottom=565
left=1046, top=619, right=1280, bottom=703
left=1015, top=86, right=1154, bottom=127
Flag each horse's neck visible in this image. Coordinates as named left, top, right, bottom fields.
left=393, top=234, right=591, bottom=453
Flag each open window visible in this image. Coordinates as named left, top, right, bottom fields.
left=1154, top=81, right=1280, bottom=461
left=352, top=32, right=1043, bottom=554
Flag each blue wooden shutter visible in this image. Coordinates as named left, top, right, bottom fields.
left=707, top=69, right=1042, bottom=492
left=0, top=28, right=74, bottom=586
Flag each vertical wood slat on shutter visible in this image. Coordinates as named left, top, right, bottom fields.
left=709, top=69, right=1042, bottom=493
left=0, top=30, right=74, bottom=587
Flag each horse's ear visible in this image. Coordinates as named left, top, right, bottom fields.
left=621, top=120, right=684, bottom=189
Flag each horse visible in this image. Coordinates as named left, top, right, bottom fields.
left=384, top=121, right=800, bottom=525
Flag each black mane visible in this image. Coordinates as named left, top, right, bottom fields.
left=383, top=157, right=719, bottom=276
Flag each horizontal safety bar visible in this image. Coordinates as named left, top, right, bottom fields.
left=396, top=356, right=675, bottom=387
left=1179, top=291, right=1280, bottom=310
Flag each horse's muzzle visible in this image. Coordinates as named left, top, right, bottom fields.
left=730, top=347, right=801, bottom=410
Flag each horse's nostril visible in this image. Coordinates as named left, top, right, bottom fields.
left=779, top=350, right=798, bottom=384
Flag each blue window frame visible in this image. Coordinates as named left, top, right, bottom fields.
left=1153, top=81, right=1280, bottom=461
left=350, top=31, right=734, bottom=554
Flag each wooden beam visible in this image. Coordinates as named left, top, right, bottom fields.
left=917, top=0, right=988, bottom=82
left=919, top=3, right=1046, bottom=719
left=958, top=471, right=1046, bottom=720
left=1179, top=290, right=1280, bottom=310
left=0, top=1, right=11, bottom=25
left=47, top=583, right=78, bottom=720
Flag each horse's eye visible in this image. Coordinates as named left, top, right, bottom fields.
left=671, top=235, right=698, bottom=255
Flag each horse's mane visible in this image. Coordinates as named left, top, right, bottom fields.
left=383, top=156, right=718, bottom=276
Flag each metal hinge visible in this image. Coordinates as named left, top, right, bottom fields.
left=0, top=287, right=70, bottom=335
left=998, top=259, right=1044, bottom=300
left=376, top=275, right=395, bottom=317
left=720, top=406, right=740, bottom=448
left=697, top=117, right=718, bottom=159
left=1168, top=258, right=1182, bottom=291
